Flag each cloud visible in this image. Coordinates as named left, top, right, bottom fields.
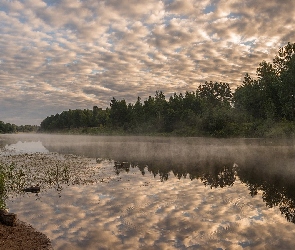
left=0, top=0, right=295, bottom=124
left=7, top=163, right=295, bottom=250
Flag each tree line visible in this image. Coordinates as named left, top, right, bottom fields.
left=0, top=121, right=38, bottom=134
left=40, top=43, right=295, bottom=137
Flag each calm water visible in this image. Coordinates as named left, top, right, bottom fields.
left=1, top=134, right=295, bottom=249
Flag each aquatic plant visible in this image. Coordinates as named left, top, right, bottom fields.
left=0, top=171, right=6, bottom=209
left=0, top=151, right=99, bottom=193
left=0, top=163, right=16, bottom=209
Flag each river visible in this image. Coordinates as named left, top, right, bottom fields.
left=1, top=133, right=295, bottom=249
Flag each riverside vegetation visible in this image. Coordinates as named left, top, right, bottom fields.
left=0, top=122, right=38, bottom=134
left=39, top=43, right=295, bottom=137
left=9, top=43, right=295, bottom=137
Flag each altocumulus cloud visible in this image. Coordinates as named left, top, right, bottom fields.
left=0, top=0, right=294, bottom=125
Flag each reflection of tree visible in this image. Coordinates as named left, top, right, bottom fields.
left=200, top=165, right=237, bottom=188
left=146, top=163, right=171, bottom=181
left=114, top=162, right=130, bottom=175
left=238, top=165, right=295, bottom=223
left=113, top=159, right=238, bottom=187
left=113, top=158, right=295, bottom=224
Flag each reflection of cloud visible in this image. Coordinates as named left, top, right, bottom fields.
left=0, top=0, right=294, bottom=124
left=4, top=141, right=49, bottom=154
left=2, top=134, right=295, bottom=248
left=7, top=167, right=295, bottom=250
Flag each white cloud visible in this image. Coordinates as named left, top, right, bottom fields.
left=0, top=0, right=294, bottom=124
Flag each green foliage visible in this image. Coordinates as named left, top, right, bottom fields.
left=40, top=108, right=109, bottom=131
left=17, top=125, right=39, bottom=132
left=234, top=42, right=295, bottom=121
left=197, top=81, right=232, bottom=108
left=0, top=121, right=17, bottom=133
left=109, top=98, right=131, bottom=129
left=0, top=121, right=39, bottom=134
left=39, top=43, right=295, bottom=138
left=233, top=74, right=266, bottom=119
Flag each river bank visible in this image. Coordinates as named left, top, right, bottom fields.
left=0, top=219, right=52, bottom=250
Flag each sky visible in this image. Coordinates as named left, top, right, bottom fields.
left=1, top=0, right=295, bottom=125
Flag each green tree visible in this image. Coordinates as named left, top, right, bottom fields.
left=274, top=44, right=295, bottom=120
left=234, top=43, right=295, bottom=121
left=131, top=97, right=144, bottom=127
left=154, top=91, right=168, bottom=131
left=257, top=61, right=281, bottom=119
left=197, top=81, right=232, bottom=108
left=109, top=98, right=130, bottom=129
left=233, top=73, right=267, bottom=119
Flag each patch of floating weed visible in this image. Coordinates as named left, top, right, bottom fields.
left=0, top=149, right=105, bottom=202
left=0, top=162, right=26, bottom=209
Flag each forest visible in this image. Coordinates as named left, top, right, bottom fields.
left=0, top=121, right=38, bottom=134
left=39, top=42, right=295, bottom=137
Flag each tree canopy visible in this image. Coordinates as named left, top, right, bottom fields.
left=39, top=42, right=295, bottom=137
left=234, top=42, right=295, bottom=121
left=0, top=121, right=38, bottom=134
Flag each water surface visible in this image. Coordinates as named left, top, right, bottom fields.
left=1, top=134, right=295, bottom=249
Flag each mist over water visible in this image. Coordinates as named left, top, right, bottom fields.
left=34, top=134, right=295, bottom=176
left=1, top=134, right=295, bottom=249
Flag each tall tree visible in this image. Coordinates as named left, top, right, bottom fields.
left=233, top=74, right=265, bottom=119
left=273, top=43, right=295, bottom=120
left=109, top=97, right=130, bottom=128
left=197, top=81, right=232, bottom=108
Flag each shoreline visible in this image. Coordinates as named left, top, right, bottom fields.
left=0, top=219, right=53, bottom=250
